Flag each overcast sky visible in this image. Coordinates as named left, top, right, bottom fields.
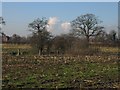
left=1, top=2, right=118, bottom=36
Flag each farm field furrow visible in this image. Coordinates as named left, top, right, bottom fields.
left=2, top=54, right=120, bottom=88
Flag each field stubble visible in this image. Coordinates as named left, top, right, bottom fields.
left=2, top=54, right=120, bottom=88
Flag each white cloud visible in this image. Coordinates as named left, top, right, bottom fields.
left=48, top=17, right=58, bottom=25
left=47, top=17, right=71, bottom=34
left=47, top=17, right=58, bottom=32
left=61, top=22, right=71, bottom=32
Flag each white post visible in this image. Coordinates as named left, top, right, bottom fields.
left=17, top=49, right=20, bottom=56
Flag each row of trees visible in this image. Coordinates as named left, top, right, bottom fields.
left=27, top=14, right=118, bottom=55
left=0, top=14, right=119, bottom=55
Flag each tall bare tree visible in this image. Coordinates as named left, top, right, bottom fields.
left=71, top=14, right=104, bottom=43
left=28, top=18, right=52, bottom=55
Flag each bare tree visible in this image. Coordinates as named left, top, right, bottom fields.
left=94, top=31, right=107, bottom=43
left=52, top=34, right=76, bottom=55
left=11, top=34, right=21, bottom=44
left=71, top=14, right=104, bottom=43
left=0, top=17, right=5, bottom=25
left=0, top=17, right=5, bottom=32
left=106, top=30, right=117, bottom=43
left=110, top=30, right=117, bottom=41
left=28, top=18, right=52, bottom=55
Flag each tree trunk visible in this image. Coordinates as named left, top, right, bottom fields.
left=38, top=47, right=43, bottom=56
left=38, top=49, right=41, bottom=56
left=86, top=36, right=90, bottom=48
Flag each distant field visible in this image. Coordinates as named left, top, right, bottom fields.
left=2, top=44, right=120, bottom=88
left=2, top=44, right=31, bottom=49
left=2, top=44, right=119, bottom=54
left=2, top=44, right=32, bottom=55
left=97, top=46, right=119, bottom=53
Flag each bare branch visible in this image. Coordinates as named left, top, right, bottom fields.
left=71, top=14, right=104, bottom=42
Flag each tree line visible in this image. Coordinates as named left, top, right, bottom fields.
left=0, top=14, right=119, bottom=55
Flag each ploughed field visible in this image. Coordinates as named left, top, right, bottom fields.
left=2, top=44, right=120, bottom=88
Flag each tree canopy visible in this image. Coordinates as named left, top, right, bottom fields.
left=71, top=14, right=104, bottom=43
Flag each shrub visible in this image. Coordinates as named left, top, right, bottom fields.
left=67, top=39, right=99, bottom=55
